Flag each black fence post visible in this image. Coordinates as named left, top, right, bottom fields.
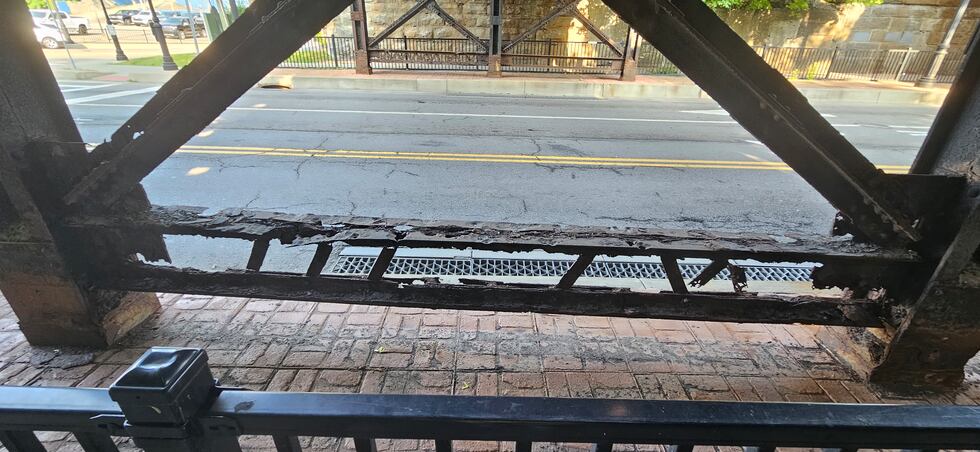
left=824, top=45, right=840, bottom=80
left=108, top=347, right=242, bottom=452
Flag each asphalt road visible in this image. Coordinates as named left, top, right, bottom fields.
left=60, top=80, right=938, bottom=271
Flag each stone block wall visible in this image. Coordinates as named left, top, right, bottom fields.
left=321, top=0, right=978, bottom=51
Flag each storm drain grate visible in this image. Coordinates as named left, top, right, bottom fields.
left=329, top=257, right=812, bottom=282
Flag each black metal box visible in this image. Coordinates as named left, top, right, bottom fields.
left=109, top=347, right=215, bottom=425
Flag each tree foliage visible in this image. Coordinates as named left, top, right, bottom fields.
left=704, top=0, right=883, bottom=14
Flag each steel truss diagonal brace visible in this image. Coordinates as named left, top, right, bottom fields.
left=503, top=0, right=578, bottom=53
left=62, top=0, right=354, bottom=210
left=569, top=9, right=622, bottom=57
left=601, top=0, right=921, bottom=245
left=426, top=1, right=488, bottom=50
left=369, top=0, right=487, bottom=50
left=369, top=0, right=434, bottom=47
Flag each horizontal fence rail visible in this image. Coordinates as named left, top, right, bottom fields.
left=2, top=347, right=980, bottom=451
left=69, top=26, right=211, bottom=45
left=279, top=35, right=965, bottom=82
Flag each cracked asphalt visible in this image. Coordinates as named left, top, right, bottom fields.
left=63, top=81, right=939, bottom=271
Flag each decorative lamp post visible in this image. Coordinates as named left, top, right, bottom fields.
left=917, top=0, right=971, bottom=87
left=96, top=0, right=128, bottom=61
left=147, top=0, right=179, bottom=71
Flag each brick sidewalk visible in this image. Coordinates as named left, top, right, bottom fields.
left=1, top=293, right=979, bottom=451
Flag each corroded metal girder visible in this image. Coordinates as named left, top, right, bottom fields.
left=62, top=206, right=920, bottom=266
left=61, top=0, right=354, bottom=210
left=601, top=0, right=924, bottom=246
left=97, top=263, right=883, bottom=327
left=871, top=35, right=980, bottom=388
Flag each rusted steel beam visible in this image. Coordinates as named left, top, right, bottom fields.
left=502, top=0, right=578, bottom=53
left=306, top=243, right=333, bottom=277
left=556, top=253, right=596, bottom=289
left=351, top=0, right=372, bottom=74
left=660, top=255, right=688, bottom=294
left=368, top=247, right=397, bottom=281
left=97, top=263, right=884, bottom=327
left=368, top=0, right=434, bottom=48
left=601, top=0, right=922, bottom=246
left=569, top=9, right=622, bottom=57
left=871, top=204, right=980, bottom=387
left=246, top=239, right=271, bottom=272
left=0, top=1, right=161, bottom=347
left=871, top=39, right=980, bottom=388
left=728, top=263, right=749, bottom=293
left=60, top=206, right=920, bottom=266
left=620, top=28, right=639, bottom=81
left=61, top=0, right=354, bottom=210
left=488, top=0, right=503, bottom=76
left=690, top=260, right=728, bottom=288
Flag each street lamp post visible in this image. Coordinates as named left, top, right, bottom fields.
left=147, top=0, right=179, bottom=71
left=917, top=0, right=971, bottom=87
left=96, top=0, right=128, bottom=61
left=48, top=0, right=74, bottom=45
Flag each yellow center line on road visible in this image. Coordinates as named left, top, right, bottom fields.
left=175, top=145, right=911, bottom=173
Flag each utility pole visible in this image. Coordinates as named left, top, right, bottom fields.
left=96, top=0, right=128, bottom=61
left=917, top=0, right=971, bottom=87
left=147, top=0, right=178, bottom=70
left=184, top=0, right=200, bottom=54
left=227, top=0, right=239, bottom=20
left=47, top=0, right=74, bottom=45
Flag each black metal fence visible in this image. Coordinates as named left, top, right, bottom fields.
left=3, top=347, right=980, bottom=451
left=280, top=35, right=357, bottom=69
left=639, top=44, right=966, bottom=83
left=69, top=26, right=211, bottom=45
left=280, top=36, right=964, bottom=83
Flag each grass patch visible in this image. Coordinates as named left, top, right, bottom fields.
left=284, top=49, right=332, bottom=65
left=119, top=53, right=197, bottom=68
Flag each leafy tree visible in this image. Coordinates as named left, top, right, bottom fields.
left=704, top=0, right=883, bottom=14
left=25, top=0, right=50, bottom=8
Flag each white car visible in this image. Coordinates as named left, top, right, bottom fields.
left=131, top=10, right=154, bottom=26
left=34, top=23, right=64, bottom=49
left=30, top=9, right=90, bottom=34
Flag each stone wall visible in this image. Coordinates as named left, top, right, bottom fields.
left=323, top=0, right=979, bottom=51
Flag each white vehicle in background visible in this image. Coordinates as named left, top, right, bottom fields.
left=30, top=9, right=90, bottom=34
left=131, top=10, right=154, bottom=26
left=34, top=23, right=65, bottom=49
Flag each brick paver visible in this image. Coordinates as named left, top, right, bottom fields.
left=1, top=292, right=979, bottom=451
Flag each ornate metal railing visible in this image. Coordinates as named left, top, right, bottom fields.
left=3, top=347, right=980, bottom=452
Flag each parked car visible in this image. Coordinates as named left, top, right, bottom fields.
left=108, top=9, right=140, bottom=24
left=159, top=16, right=203, bottom=39
left=29, top=9, right=90, bottom=34
left=33, top=23, right=64, bottom=49
left=131, top=10, right=153, bottom=26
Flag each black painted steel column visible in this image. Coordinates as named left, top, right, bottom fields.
left=351, top=0, right=372, bottom=75
left=488, top=0, right=502, bottom=77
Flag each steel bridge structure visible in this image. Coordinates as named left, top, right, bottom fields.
left=0, top=0, right=978, bottom=392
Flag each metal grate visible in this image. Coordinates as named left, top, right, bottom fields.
left=329, top=256, right=812, bottom=282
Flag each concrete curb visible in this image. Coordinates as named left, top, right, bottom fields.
left=257, top=74, right=950, bottom=105
left=52, top=68, right=948, bottom=105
